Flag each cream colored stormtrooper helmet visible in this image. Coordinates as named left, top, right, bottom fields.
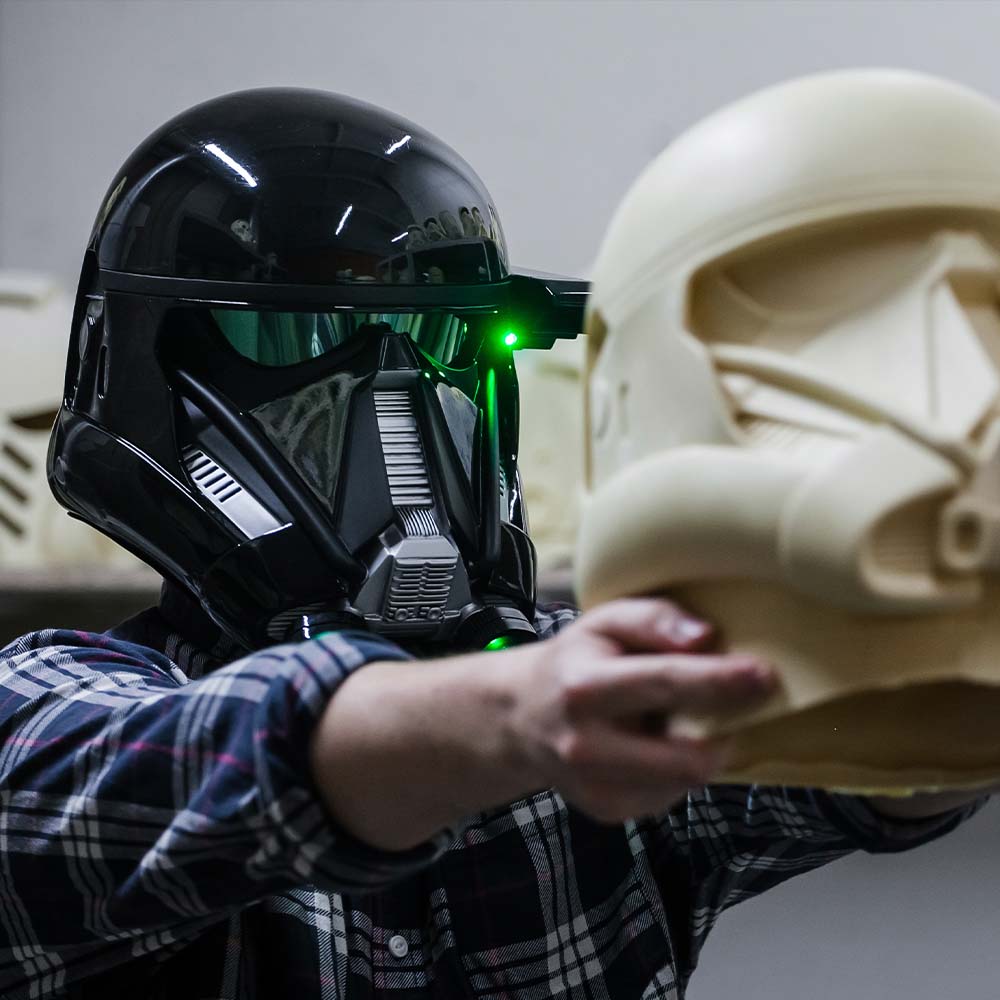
left=578, top=69, right=1000, bottom=793
left=0, top=273, right=138, bottom=570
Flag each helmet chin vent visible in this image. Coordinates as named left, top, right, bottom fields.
left=384, top=554, right=458, bottom=624
left=182, top=446, right=285, bottom=539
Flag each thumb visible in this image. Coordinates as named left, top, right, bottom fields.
left=579, top=598, right=714, bottom=653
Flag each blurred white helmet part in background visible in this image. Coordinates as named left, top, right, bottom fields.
left=517, top=336, right=584, bottom=589
left=0, top=272, right=138, bottom=570
left=577, top=69, right=1000, bottom=792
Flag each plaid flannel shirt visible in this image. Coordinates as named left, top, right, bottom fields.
left=0, top=601, right=980, bottom=999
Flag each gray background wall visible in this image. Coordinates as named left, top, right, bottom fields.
left=1, top=1, right=999, bottom=998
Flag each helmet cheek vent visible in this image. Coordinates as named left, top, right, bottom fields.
left=181, top=445, right=285, bottom=540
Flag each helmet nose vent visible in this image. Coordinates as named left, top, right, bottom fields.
left=378, top=328, right=422, bottom=371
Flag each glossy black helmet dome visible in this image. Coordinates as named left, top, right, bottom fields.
left=95, top=88, right=511, bottom=291
left=49, top=88, right=585, bottom=649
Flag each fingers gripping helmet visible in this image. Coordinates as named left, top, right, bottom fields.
left=579, top=70, right=1000, bottom=791
left=50, top=89, right=585, bottom=650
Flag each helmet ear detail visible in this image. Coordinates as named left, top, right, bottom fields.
left=579, top=69, right=1000, bottom=793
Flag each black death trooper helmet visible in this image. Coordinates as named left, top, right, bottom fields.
left=49, top=88, right=586, bottom=651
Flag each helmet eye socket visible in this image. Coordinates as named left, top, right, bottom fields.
left=210, top=309, right=481, bottom=368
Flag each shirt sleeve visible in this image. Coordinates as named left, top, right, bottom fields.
left=532, top=603, right=581, bottom=638
left=645, top=783, right=986, bottom=986
left=0, top=628, right=448, bottom=997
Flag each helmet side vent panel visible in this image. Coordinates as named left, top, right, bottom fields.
left=181, top=446, right=286, bottom=539
left=0, top=415, right=52, bottom=541
left=2, top=441, right=32, bottom=472
left=0, top=466, right=25, bottom=536
left=0, top=510, right=24, bottom=538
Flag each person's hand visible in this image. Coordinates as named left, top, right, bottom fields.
left=504, top=599, right=776, bottom=823
left=310, top=597, right=776, bottom=850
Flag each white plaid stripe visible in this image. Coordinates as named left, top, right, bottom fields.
left=0, top=789, right=66, bottom=997
left=66, top=707, right=135, bottom=938
left=641, top=967, right=678, bottom=1000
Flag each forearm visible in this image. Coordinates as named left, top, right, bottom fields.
left=307, top=597, right=772, bottom=853
left=309, top=647, right=537, bottom=852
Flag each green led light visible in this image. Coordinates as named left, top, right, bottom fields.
left=484, top=635, right=515, bottom=651
left=503, top=331, right=518, bottom=347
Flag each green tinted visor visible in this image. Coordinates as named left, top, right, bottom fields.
left=211, top=309, right=489, bottom=368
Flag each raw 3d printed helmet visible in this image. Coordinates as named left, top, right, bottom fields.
left=0, top=272, right=137, bottom=570
left=578, top=69, right=1000, bottom=792
left=49, top=88, right=585, bottom=650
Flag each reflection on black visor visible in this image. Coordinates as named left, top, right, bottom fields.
left=211, top=310, right=474, bottom=367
